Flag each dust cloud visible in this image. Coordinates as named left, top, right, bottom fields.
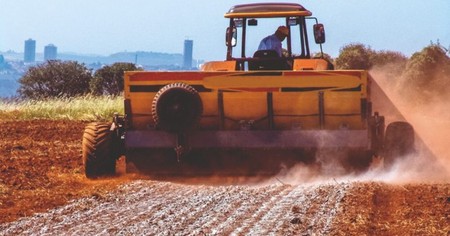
left=276, top=148, right=449, bottom=186
left=371, top=67, right=449, bottom=152
left=275, top=64, right=450, bottom=185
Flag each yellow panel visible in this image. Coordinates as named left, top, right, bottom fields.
left=200, top=93, right=218, bottom=116
left=293, top=59, right=329, bottom=71
left=201, top=61, right=236, bottom=72
left=129, top=93, right=155, bottom=129
left=273, top=92, right=319, bottom=115
left=272, top=92, right=319, bottom=130
left=324, top=92, right=364, bottom=129
left=223, top=92, right=267, bottom=120
left=325, top=92, right=361, bottom=114
left=129, top=93, right=154, bottom=114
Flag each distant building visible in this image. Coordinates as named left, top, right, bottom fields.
left=44, top=44, right=57, bottom=60
left=24, top=38, right=36, bottom=63
left=183, top=39, right=193, bottom=69
left=0, top=54, right=5, bottom=69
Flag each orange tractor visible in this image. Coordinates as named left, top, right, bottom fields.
left=82, top=3, right=415, bottom=178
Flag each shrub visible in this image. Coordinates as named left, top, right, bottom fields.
left=400, top=44, right=450, bottom=102
left=90, top=62, right=142, bottom=95
left=18, top=60, right=92, bottom=99
left=335, top=43, right=375, bottom=70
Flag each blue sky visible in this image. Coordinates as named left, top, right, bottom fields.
left=1, top=0, right=449, bottom=61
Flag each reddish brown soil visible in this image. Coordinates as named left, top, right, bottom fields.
left=0, top=120, right=131, bottom=223
left=0, top=120, right=449, bottom=235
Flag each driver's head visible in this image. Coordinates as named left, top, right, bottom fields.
left=275, top=26, right=289, bottom=41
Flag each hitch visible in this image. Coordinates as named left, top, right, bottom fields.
left=370, top=112, right=385, bottom=156
left=111, top=113, right=126, bottom=156
left=175, top=133, right=190, bottom=162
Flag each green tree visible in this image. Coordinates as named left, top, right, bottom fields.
left=18, top=60, right=92, bottom=99
left=402, top=44, right=450, bottom=86
left=90, top=62, right=142, bottom=95
left=372, top=50, right=407, bottom=67
left=400, top=44, right=450, bottom=102
left=335, top=43, right=375, bottom=70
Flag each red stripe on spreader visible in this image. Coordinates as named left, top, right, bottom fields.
left=129, top=72, right=238, bottom=81
left=286, top=71, right=362, bottom=77
left=129, top=70, right=364, bottom=82
left=286, top=71, right=330, bottom=76
left=229, top=88, right=279, bottom=92
left=332, top=71, right=363, bottom=77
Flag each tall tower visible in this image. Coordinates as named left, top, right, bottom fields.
left=24, top=38, right=36, bottom=63
left=44, top=44, right=57, bottom=60
left=0, top=55, right=5, bottom=69
left=183, top=39, right=193, bottom=70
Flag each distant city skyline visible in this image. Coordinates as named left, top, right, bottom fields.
left=1, top=1, right=449, bottom=60
left=21, top=39, right=58, bottom=62
left=1, top=38, right=190, bottom=68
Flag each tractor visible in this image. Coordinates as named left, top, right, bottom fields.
left=82, top=3, right=415, bottom=178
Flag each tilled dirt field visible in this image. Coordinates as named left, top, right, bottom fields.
left=0, top=120, right=449, bottom=235
left=0, top=120, right=134, bottom=223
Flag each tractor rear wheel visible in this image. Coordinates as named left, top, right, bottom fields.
left=82, top=122, right=119, bottom=178
left=383, top=121, right=415, bottom=168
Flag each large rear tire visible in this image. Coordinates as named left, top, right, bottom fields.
left=383, top=121, right=415, bottom=168
left=82, top=122, right=119, bottom=178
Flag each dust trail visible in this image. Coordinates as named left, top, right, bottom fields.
left=276, top=148, right=449, bottom=186
left=275, top=64, right=450, bottom=185
left=352, top=63, right=450, bottom=184
left=371, top=66, right=450, bottom=159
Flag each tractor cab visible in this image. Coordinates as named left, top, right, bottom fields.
left=223, top=3, right=329, bottom=71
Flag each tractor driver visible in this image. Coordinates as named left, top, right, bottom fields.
left=257, top=26, right=289, bottom=57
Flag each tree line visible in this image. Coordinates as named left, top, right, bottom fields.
left=334, top=43, right=450, bottom=103
left=18, top=62, right=141, bottom=99
left=19, top=43, right=450, bottom=101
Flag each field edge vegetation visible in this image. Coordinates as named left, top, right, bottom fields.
left=0, top=95, right=123, bottom=121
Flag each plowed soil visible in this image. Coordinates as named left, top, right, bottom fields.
left=0, top=120, right=449, bottom=235
left=0, top=120, right=133, bottom=223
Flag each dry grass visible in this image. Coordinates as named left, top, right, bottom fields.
left=0, top=95, right=123, bottom=121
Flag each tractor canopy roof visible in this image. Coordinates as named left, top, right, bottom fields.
left=225, top=3, right=312, bottom=18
